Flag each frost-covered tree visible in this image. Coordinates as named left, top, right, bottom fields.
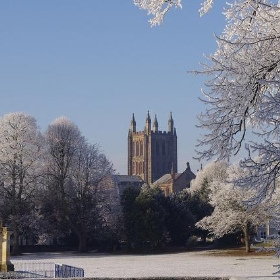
left=195, top=1, right=280, bottom=201
left=196, top=164, right=277, bottom=252
left=135, top=0, right=280, bottom=202
left=189, top=161, right=228, bottom=240
left=190, top=161, right=229, bottom=201
left=69, top=142, right=113, bottom=252
left=43, top=117, right=113, bottom=252
left=0, top=112, right=44, bottom=255
left=44, top=116, right=83, bottom=194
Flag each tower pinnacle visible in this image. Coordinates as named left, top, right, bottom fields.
left=153, top=114, right=158, bottom=132
left=145, top=111, right=151, bottom=133
left=130, top=113, right=136, bottom=133
left=168, top=112, right=174, bottom=133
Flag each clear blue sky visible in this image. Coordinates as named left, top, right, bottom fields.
left=0, top=1, right=226, bottom=174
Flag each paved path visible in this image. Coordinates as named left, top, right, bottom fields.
left=10, top=250, right=280, bottom=280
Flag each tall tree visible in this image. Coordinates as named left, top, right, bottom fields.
left=44, top=116, right=83, bottom=198
left=134, top=0, right=280, bottom=201
left=189, top=161, right=228, bottom=240
left=70, top=142, right=113, bottom=252
left=43, top=117, right=113, bottom=252
left=194, top=1, right=280, bottom=201
left=0, top=112, right=44, bottom=255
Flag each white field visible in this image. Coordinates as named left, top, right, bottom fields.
left=10, top=250, right=280, bottom=280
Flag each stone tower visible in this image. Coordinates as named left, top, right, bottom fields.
left=128, top=112, right=177, bottom=184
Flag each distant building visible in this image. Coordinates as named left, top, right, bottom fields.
left=128, top=112, right=177, bottom=184
left=255, top=220, right=280, bottom=240
left=153, top=162, right=196, bottom=196
left=112, top=175, right=143, bottom=198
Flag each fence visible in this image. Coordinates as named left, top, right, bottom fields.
left=55, top=264, right=84, bottom=278
left=13, top=262, right=84, bottom=278
left=13, top=262, right=55, bottom=278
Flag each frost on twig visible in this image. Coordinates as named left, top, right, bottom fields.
left=199, top=0, right=214, bottom=16
left=133, top=0, right=182, bottom=26
left=133, top=0, right=215, bottom=26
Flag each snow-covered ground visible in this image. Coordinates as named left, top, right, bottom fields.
left=10, top=250, right=280, bottom=280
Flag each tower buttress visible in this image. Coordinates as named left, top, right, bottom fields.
left=171, top=162, right=175, bottom=181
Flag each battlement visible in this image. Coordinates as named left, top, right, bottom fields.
left=130, top=130, right=173, bottom=135
left=132, top=130, right=145, bottom=135
left=152, top=130, right=170, bottom=135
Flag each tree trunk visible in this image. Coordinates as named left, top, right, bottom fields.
left=78, top=233, right=88, bottom=253
left=12, top=230, right=20, bottom=256
left=243, top=223, right=251, bottom=253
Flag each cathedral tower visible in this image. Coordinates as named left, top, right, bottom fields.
left=128, top=112, right=177, bottom=184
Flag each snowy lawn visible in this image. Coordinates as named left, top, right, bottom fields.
left=10, top=250, right=280, bottom=280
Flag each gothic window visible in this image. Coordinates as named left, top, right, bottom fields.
left=136, top=141, right=139, bottom=156
left=140, top=142, right=143, bottom=156
left=133, top=162, right=135, bottom=174
left=133, top=142, right=136, bottom=156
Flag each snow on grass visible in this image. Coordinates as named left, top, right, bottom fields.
left=10, top=250, right=280, bottom=279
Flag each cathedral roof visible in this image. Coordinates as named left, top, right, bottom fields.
left=153, top=173, right=181, bottom=184
left=154, top=166, right=196, bottom=185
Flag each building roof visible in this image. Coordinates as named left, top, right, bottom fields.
left=180, top=167, right=196, bottom=182
left=153, top=164, right=196, bottom=186
left=153, top=173, right=181, bottom=184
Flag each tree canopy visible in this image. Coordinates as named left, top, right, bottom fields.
left=0, top=113, right=114, bottom=254
left=134, top=0, right=280, bottom=201
left=0, top=113, right=44, bottom=254
left=194, top=162, right=278, bottom=252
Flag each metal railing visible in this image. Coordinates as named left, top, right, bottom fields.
left=55, top=264, right=84, bottom=278
left=12, top=261, right=84, bottom=278
left=13, top=262, right=55, bottom=278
